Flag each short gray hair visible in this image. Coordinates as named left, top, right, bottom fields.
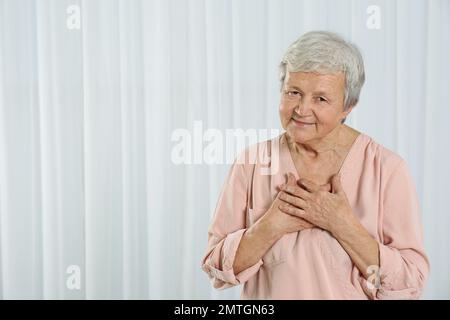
left=279, top=31, right=365, bottom=115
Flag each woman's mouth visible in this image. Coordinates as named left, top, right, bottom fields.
left=291, top=118, right=315, bottom=127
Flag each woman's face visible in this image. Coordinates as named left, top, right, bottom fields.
left=279, top=71, right=354, bottom=144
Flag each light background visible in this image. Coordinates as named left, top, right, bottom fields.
left=0, top=0, right=449, bottom=299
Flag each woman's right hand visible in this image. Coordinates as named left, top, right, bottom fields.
left=261, top=174, right=315, bottom=237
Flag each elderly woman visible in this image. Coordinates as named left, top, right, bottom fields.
left=201, top=31, right=429, bottom=299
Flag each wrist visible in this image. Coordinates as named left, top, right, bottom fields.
left=330, top=210, right=359, bottom=241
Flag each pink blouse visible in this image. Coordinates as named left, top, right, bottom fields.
left=201, top=132, right=429, bottom=299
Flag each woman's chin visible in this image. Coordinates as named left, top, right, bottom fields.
left=286, top=127, right=315, bottom=143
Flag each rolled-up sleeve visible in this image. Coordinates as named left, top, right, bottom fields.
left=363, top=159, right=430, bottom=299
left=201, top=156, right=263, bottom=290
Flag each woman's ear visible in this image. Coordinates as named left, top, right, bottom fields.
left=341, top=105, right=355, bottom=121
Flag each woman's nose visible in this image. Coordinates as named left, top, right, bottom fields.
left=294, top=99, right=312, bottom=115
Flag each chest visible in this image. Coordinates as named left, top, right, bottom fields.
left=290, top=154, right=345, bottom=189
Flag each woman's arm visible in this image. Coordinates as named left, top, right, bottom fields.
left=329, top=216, right=380, bottom=280
left=234, top=173, right=315, bottom=274
left=232, top=215, right=282, bottom=274
left=202, top=162, right=313, bottom=289
left=279, top=163, right=429, bottom=299
left=201, top=159, right=261, bottom=289
left=234, top=188, right=314, bottom=274
left=369, top=160, right=429, bottom=299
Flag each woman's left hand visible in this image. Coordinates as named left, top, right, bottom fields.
left=278, top=172, right=357, bottom=236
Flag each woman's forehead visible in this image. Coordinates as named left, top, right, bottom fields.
left=285, top=71, right=345, bottom=92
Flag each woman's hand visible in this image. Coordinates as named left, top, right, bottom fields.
left=277, top=172, right=380, bottom=280
left=277, top=172, right=357, bottom=237
left=262, top=174, right=315, bottom=237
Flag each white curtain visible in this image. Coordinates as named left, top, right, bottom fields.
left=0, top=0, right=449, bottom=299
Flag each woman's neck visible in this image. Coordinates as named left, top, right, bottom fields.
left=287, top=124, right=348, bottom=159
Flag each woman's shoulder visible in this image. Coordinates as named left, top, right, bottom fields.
left=232, top=133, right=283, bottom=181
left=359, top=132, right=406, bottom=171
left=234, top=133, right=282, bottom=165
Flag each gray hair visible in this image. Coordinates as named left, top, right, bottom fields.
left=279, top=31, right=365, bottom=122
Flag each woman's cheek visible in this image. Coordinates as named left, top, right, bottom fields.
left=279, top=105, right=291, bottom=128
